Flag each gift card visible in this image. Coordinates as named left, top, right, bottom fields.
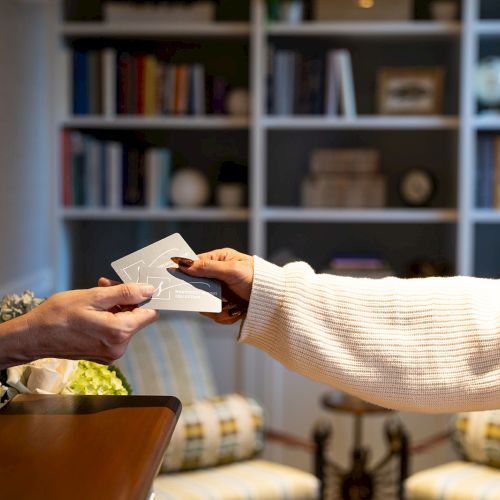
left=138, top=266, right=222, bottom=312
left=111, top=233, right=222, bottom=313
left=111, top=233, right=197, bottom=284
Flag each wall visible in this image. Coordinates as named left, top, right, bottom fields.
left=0, top=0, right=52, bottom=297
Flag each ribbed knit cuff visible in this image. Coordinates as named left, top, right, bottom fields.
left=238, top=256, right=285, bottom=348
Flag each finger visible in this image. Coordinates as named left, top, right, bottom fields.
left=196, top=248, right=242, bottom=262
left=92, top=283, right=155, bottom=310
left=115, top=307, right=160, bottom=331
left=98, top=277, right=121, bottom=287
left=177, top=258, right=237, bottom=280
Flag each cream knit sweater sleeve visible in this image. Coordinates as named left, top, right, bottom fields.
left=239, top=256, right=500, bottom=413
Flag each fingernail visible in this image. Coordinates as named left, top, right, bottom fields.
left=140, top=284, right=155, bottom=296
left=171, top=257, right=194, bottom=268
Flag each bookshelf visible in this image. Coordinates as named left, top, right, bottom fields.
left=47, top=0, right=500, bottom=472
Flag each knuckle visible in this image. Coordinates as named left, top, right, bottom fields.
left=119, top=284, right=136, bottom=302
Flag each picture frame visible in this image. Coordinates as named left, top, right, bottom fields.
left=376, top=67, right=445, bottom=115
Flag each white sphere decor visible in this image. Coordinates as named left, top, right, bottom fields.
left=170, top=168, right=210, bottom=207
left=227, top=88, right=250, bottom=116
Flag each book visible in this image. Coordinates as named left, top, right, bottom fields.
left=61, top=130, right=72, bottom=206
left=174, top=65, right=188, bottom=115
left=145, top=148, right=172, bottom=208
left=71, top=132, right=86, bottom=206
left=72, top=50, right=89, bottom=115
left=335, top=49, right=356, bottom=117
left=144, top=55, right=157, bottom=115
left=325, top=50, right=340, bottom=116
left=107, top=142, right=122, bottom=208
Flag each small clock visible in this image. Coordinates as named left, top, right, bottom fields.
left=399, top=168, right=436, bottom=207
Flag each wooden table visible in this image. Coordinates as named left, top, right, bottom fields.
left=0, top=394, right=181, bottom=500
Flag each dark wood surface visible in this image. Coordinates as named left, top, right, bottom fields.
left=0, top=394, right=181, bottom=500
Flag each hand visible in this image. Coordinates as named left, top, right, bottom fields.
left=26, top=283, right=159, bottom=365
left=173, top=248, right=254, bottom=325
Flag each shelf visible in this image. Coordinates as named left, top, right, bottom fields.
left=60, top=207, right=249, bottom=221
left=60, top=22, right=250, bottom=39
left=474, top=21, right=500, bottom=36
left=472, top=210, right=500, bottom=223
left=263, top=115, right=460, bottom=130
left=473, top=115, right=500, bottom=130
left=267, top=21, right=462, bottom=38
left=263, top=208, right=458, bottom=223
left=62, top=116, right=250, bottom=130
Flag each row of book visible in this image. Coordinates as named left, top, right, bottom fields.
left=61, top=131, right=171, bottom=208
left=71, top=49, right=229, bottom=116
left=477, top=135, right=500, bottom=208
left=268, top=48, right=356, bottom=116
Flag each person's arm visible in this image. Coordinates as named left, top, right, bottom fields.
left=0, top=283, right=158, bottom=370
left=178, top=250, right=500, bottom=414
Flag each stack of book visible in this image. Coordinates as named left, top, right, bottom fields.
left=72, top=49, right=103, bottom=115
left=326, top=254, right=393, bottom=278
left=268, top=47, right=356, bottom=116
left=301, top=148, right=386, bottom=208
left=116, top=52, right=211, bottom=115
left=477, top=135, right=500, bottom=209
left=61, top=131, right=171, bottom=208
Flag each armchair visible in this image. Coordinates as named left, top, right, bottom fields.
left=405, top=410, right=500, bottom=500
left=115, top=313, right=320, bottom=500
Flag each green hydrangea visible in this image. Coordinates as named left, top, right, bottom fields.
left=67, top=360, right=129, bottom=396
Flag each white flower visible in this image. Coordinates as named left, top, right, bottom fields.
left=7, top=358, right=78, bottom=395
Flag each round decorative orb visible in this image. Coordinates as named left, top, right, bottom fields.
left=170, top=168, right=210, bottom=207
left=226, top=88, right=250, bottom=116
left=476, top=57, right=500, bottom=108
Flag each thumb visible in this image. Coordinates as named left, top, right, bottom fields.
left=93, top=283, right=155, bottom=309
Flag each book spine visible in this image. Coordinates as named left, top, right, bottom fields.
left=136, top=54, right=145, bottom=115
left=144, top=54, right=157, bottom=115
left=116, top=51, right=129, bottom=114
left=61, top=130, right=72, bottom=206
left=73, top=50, right=89, bottom=115
left=336, top=49, right=356, bottom=117
left=107, top=142, right=122, bottom=208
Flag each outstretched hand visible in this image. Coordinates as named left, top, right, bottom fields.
left=173, top=248, right=254, bottom=324
left=26, top=283, right=158, bottom=365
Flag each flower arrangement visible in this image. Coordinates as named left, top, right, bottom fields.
left=0, top=291, right=131, bottom=404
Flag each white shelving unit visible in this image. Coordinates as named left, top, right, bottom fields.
left=48, top=0, right=500, bottom=471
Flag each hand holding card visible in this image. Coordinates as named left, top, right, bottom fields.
left=111, top=233, right=222, bottom=313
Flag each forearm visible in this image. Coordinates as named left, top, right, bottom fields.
left=0, top=313, right=37, bottom=370
left=239, top=257, right=500, bottom=413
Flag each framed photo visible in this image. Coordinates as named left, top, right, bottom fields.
left=376, top=67, right=445, bottom=115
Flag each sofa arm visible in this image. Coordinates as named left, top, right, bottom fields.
left=161, top=393, right=264, bottom=473
left=452, top=411, right=500, bottom=468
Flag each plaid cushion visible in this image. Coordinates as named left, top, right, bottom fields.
left=162, top=393, right=264, bottom=473
left=452, top=411, right=500, bottom=468
left=405, top=461, right=500, bottom=500
left=154, top=459, right=320, bottom=500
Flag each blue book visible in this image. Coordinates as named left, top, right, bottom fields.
left=73, top=50, right=89, bottom=115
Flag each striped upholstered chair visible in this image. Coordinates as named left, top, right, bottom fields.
left=405, top=410, right=500, bottom=500
left=116, top=313, right=319, bottom=500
